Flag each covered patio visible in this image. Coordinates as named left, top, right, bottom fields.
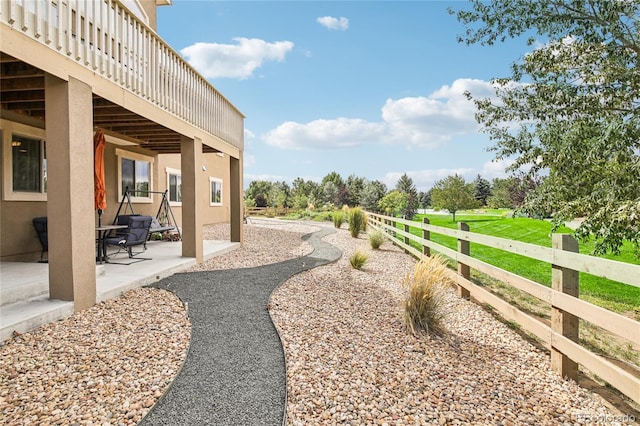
left=0, top=238, right=240, bottom=342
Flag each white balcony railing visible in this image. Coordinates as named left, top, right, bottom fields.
left=0, top=0, right=244, bottom=151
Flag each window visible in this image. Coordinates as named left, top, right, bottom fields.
left=116, top=148, right=153, bottom=203
left=12, top=135, right=46, bottom=193
left=166, top=167, right=182, bottom=205
left=2, top=121, right=48, bottom=201
left=210, top=177, right=222, bottom=206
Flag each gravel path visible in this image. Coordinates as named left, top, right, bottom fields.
left=139, top=227, right=340, bottom=426
left=0, top=218, right=633, bottom=425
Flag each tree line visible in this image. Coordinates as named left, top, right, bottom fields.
left=244, top=172, right=540, bottom=221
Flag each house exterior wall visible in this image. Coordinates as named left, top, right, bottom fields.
left=156, top=153, right=231, bottom=225
left=0, top=121, right=49, bottom=261
left=0, top=118, right=234, bottom=262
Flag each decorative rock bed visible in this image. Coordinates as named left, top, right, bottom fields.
left=0, top=220, right=631, bottom=425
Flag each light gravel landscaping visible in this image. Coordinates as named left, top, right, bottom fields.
left=0, top=219, right=633, bottom=425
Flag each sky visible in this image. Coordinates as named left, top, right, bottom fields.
left=157, top=1, right=532, bottom=192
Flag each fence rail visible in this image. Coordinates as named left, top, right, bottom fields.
left=0, top=0, right=244, bottom=150
left=367, top=211, right=640, bottom=404
left=244, top=206, right=291, bottom=217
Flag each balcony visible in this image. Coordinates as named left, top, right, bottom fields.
left=0, top=0, right=244, bottom=152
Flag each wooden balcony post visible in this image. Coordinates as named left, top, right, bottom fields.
left=422, top=217, right=430, bottom=258
left=457, top=222, right=471, bottom=299
left=551, top=234, right=579, bottom=380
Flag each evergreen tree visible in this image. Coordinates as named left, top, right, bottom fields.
left=473, top=174, right=491, bottom=206
left=396, top=173, right=419, bottom=219
left=360, top=180, right=388, bottom=213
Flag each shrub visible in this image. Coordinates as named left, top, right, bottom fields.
left=361, top=211, right=368, bottom=232
left=349, top=249, right=368, bottom=270
left=368, top=230, right=385, bottom=249
left=333, top=210, right=345, bottom=228
left=402, top=255, right=454, bottom=337
left=347, top=207, right=365, bottom=238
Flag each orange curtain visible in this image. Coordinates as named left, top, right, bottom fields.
left=94, top=130, right=107, bottom=211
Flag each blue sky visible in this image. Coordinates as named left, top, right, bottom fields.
left=158, top=1, right=531, bottom=191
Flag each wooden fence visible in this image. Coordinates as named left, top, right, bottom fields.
left=367, top=211, right=640, bottom=405
left=244, top=206, right=291, bottom=217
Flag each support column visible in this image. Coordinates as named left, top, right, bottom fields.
left=181, top=135, right=203, bottom=262
left=229, top=153, right=243, bottom=243
left=45, top=75, right=95, bottom=311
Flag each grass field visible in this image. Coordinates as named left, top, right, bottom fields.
left=400, top=212, right=640, bottom=318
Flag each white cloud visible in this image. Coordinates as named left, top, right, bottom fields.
left=317, top=16, right=349, bottom=31
left=242, top=129, right=257, bottom=168
left=480, top=158, right=514, bottom=180
left=181, top=38, right=294, bottom=79
left=263, top=118, right=386, bottom=150
left=244, top=128, right=256, bottom=142
left=263, top=78, right=496, bottom=150
left=382, top=168, right=475, bottom=192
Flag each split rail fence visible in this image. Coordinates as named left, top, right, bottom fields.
left=367, top=211, right=640, bottom=405
left=244, top=206, right=291, bottom=217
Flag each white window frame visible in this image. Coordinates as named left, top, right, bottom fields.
left=116, top=148, right=153, bottom=203
left=166, top=167, right=182, bottom=206
left=209, top=177, right=223, bottom=206
left=1, top=120, right=47, bottom=202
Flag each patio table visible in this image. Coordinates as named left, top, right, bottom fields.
left=96, top=225, right=127, bottom=264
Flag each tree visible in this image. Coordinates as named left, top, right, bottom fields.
left=360, top=180, right=388, bottom=213
left=291, top=178, right=321, bottom=208
left=346, top=174, right=366, bottom=206
left=396, top=173, right=419, bottom=219
left=378, top=190, right=407, bottom=217
left=452, top=0, right=640, bottom=255
left=269, top=181, right=291, bottom=208
left=430, top=174, right=479, bottom=221
left=473, top=174, right=491, bottom=206
left=419, top=189, right=432, bottom=209
left=486, top=178, right=514, bottom=209
left=321, top=172, right=347, bottom=206
left=245, top=180, right=273, bottom=208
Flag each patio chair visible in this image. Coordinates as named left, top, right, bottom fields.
left=104, top=215, right=153, bottom=264
left=32, top=217, right=48, bottom=262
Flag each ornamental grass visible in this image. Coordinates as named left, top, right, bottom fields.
left=348, top=207, right=365, bottom=238
left=368, top=230, right=385, bottom=249
left=402, top=255, right=454, bottom=337
left=349, top=249, right=369, bottom=270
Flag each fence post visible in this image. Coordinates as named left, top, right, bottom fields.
left=551, top=234, right=579, bottom=380
left=391, top=218, right=397, bottom=240
left=422, top=217, right=430, bottom=258
left=403, top=222, right=410, bottom=254
left=457, top=222, right=470, bottom=299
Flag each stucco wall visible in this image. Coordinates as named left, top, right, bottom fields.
left=156, top=152, right=232, bottom=225
left=1, top=121, right=233, bottom=261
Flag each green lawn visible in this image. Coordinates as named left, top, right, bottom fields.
left=396, top=213, right=640, bottom=316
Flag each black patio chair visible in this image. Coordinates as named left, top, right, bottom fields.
left=32, top=217, right=48, bottom=262
left=105, top=215, right=153, bottom=264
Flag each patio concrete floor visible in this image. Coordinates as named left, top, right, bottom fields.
left=0, top=239, right=239, bottom=342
